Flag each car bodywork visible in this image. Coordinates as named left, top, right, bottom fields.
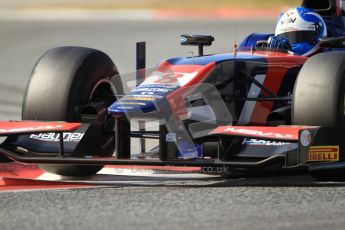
left=1, top=0, right=345, bottom=177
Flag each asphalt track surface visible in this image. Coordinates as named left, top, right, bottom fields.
left=1, top=19, right=345, bottom=230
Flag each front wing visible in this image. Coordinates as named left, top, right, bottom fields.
left=0, top=121, right=344, bottom=172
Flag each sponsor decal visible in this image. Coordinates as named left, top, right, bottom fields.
left=242, top=138, right=290, bottom=146
left=135, top=87, right=170, bottom=93
left=123, top=84, right=174, bottom=104
left=223, top=127, right=294, bottom=139
left=122, top=96, right=156, bottom=101
left=29, top=132, right=84, bottom=142
left=307, top=146, right=339, bottom=162
left=300, top=130, right=312, bottom=147
left=142, top=71, right=198, bottom=87
left=281, top=17, right=297, bottom=25
left=0, top=125, right=64, bottom=134
left=139, top=92, right=160, bottom=96
left=132, top=93, right=163, bottom=99
left=143, top=84, right=177, bottom=89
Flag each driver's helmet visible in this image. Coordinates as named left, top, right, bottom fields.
left=275, top=7, right=327, bottom=55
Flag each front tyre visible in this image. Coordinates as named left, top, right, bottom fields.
left=292, top=51, right=345, bottom=181
left=292, top=52, right=345, bottom=126
left=22, top=46, right=122, bottom=177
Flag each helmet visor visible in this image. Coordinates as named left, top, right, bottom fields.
left=278, top=31, right=318, bottom=44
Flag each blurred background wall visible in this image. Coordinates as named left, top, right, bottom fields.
left=0, top=0, right=299, bottom=9
left=0, top=1, right=301, bottom=120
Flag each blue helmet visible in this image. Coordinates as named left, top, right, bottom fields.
left=275, top=7, right=327, bottom=55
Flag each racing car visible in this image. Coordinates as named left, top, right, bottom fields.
left=1, top=0, right=345, bottom=181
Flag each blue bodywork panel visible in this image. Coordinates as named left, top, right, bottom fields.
left=166, top=52, right=265, bottom=66
left=108, top=53, right=267, bottom=117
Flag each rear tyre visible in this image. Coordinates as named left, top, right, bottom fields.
left=22, top=46, right=122, bottom=177
left=292, top=51, right=345, bottom=181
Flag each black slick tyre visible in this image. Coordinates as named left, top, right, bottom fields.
left=292, top=51, right=345, bottom=181
left=22, top=46, right=121, bottom=177
left=292, top=51, right=345, bottom=126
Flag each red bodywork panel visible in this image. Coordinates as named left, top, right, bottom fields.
left=210, top=126, right=313, bottom=142
left=0, top=121, right=81, bottom=136
left=245, top=51, right=308, bottom=125
left=164, top=62, right=216, bottom=120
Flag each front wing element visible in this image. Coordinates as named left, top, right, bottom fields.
left=209, top=126, right=314, bottom=142
left=0, top=122, right=345, bottom=172
left=0, top=121, right=81, bottom=136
